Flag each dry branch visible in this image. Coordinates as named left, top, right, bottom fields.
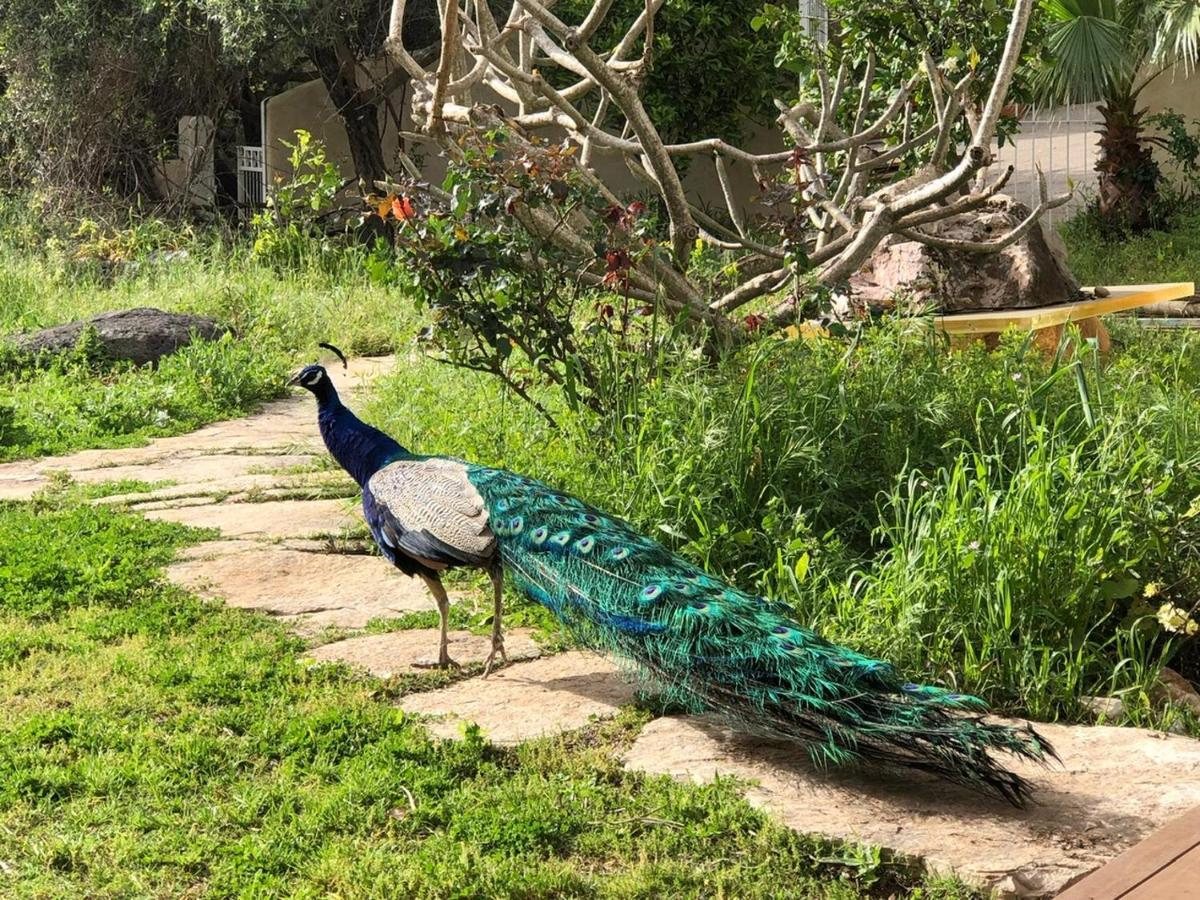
left=386, top=0, right=1057, bottom=337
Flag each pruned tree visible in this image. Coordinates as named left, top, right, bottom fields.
left=381, top=0, right=1067, bottom=339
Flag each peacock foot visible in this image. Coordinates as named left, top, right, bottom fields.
left=413, top=653, right=461, bottom=671
left=482, top=637, right=508, bottom=678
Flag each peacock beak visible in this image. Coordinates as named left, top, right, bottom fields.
left=287, top=372, right=304, bottom=387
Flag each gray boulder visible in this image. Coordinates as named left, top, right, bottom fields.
left=10, top=307, right=228, bottom=366
left=850, top=196, right=1082, bottom=314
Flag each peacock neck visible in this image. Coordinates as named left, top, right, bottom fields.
left=315, top=386, right=409, bottom=487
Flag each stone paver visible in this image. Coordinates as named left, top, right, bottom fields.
left=144, top=498, right=357, bottom=539
left=625, top=715, right=1200, bottom=897
left=307, top=628, right=542, bottom=676
left=398, top=651, right=636, bottom=743
left=167, top=543, right=436, bottom=629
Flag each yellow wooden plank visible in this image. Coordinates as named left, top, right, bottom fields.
left=933, top=282, right=1195, bottom=336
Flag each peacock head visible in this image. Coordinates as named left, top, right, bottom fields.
left=289, top=343, right=348, bottom=401
left=289, top=364, right=329, bottom=392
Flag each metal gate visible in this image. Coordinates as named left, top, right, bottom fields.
left=994, top=103, right=1100, bottom=224
left=236, top=145, right=266, bottom=217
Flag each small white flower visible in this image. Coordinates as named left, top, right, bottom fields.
left=1011, top=372, right=1023, bottom=382
left=1157, top=602, right=1198, bottom=634
left=967, top=540, right=980, bottom=551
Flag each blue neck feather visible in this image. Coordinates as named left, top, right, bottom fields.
left=313, top=380, right=409, bottom=486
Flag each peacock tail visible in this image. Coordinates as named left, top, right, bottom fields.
left=466, top=463, right=1054, bottom=806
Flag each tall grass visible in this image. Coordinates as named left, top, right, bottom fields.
left=0, top=222, right=419, bottom=458
left=367, top=320, right=1200, bottom=724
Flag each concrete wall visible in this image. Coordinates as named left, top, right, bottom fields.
left=263, top=70, right=779, bottom=216
left=153, top=116, right=216, bottom=208
left=1141, top=67, right=1200, bottom=122
left=261, top=63, right=1200, bottom=224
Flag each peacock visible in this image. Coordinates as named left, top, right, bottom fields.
left=293, top=346, right=1053, bottom=805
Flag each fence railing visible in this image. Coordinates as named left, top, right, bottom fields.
left=236, top=145, right=266, bottom=216
left=994, top=103, right=1100, bottom=225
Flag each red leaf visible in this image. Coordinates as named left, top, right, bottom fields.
left=392, top=196, right=416, bottom=220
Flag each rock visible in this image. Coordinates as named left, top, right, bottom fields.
left=166, top=542, right=440, bottom=630
left=1080, top=695, right=1125, bottom=721
left=398, top=651, right=636, bottom=743
left=143, top=498, right=357, bottom=539
left=1156, top=667, right=1200, bottom=716
left=306, top=628, right=542, bottom=676
left=849, top=196, right=1081, bottom=314
left=624, top=715, right=1200, bottom=897
left=10, top=307, right=227, bottom=366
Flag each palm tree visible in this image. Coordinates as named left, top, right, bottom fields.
left=1034, top=0, right=1200, bottom=230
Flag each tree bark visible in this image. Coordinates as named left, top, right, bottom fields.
left=1095, top=90, right=1160, bottom=232
left=307, top=41, right=389, bottom=187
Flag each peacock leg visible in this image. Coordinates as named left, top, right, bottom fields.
left=483, top=566, right=507, bottom=677
left=415, top=574, right=460, bottom=669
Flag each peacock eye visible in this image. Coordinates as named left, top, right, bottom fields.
left=303, top=370, right=323, bottom=385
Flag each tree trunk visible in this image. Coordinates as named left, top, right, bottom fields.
left=307, top=41, right=388, bottom=188
left=1095, top=90, right=1160, bottom=232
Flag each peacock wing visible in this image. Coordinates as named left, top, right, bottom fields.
left=364, top=457, right=497, bottom=570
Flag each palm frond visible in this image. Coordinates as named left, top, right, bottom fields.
left=1153, top=0, right=1200, bottom=68
left=1034, top=0, right=1135, bottom=103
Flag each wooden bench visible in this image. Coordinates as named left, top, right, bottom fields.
left=934, top=282, right=1196, bottom=355
left=1055, top=804, right=1200, bottom=899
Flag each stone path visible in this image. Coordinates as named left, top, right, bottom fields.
left=5, top=354, right=1200, bottom=897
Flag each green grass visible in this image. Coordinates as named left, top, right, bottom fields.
left=1060, top=208, right=1200, bottom=286
left=0, top=498, right=973, bottom=898
left=365, top=320, right=1200, bottom=728
left=0, top=220, right=419, bottom=461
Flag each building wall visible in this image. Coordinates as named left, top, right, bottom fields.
left=1141, top=67, right=1200, bottom=122
left=262, top=64, right=1200, bottom=225
left=263, top=70, right=778, bottom=217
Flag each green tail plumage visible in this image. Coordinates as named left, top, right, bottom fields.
left=467, top=464, right=1054, bottom=805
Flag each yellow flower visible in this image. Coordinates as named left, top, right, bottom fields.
left=1144, top=582, right=1162, bottom=598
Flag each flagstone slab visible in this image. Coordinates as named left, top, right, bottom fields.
left=306, top=628, right=542, bottom=676
left=398, top=651, right=636, bottom=743
left=623, top=715, right=1200, bottom=898
left=144, top=498, right=357, bottom=539
left=166, top=544, right=433, bottom=628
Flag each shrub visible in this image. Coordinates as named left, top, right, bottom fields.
left=368, top=318, right=1200, bottom=722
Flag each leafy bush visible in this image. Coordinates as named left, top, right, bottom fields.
left=368, top=320, right=1200, bottom=724
left=554, top=0, right=789, bottom=144
left=251, top=130, right=348, bottom=269
left=379, top=127, right=700, bottom=423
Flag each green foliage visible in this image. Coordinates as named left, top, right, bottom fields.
left=368, top=320, right=1200, bottom=726
left=1030, top=0, right=1200, bottom=229
left=0, top=503, right=199, bottom=620
left=555, top=0, right=791, bottom=143
left=753, top=0, right=1036, bottom=153
left=251, top=130, right=348, bottom=268
left=0, top=499, right=962, bottom=897
left=1059, top=206, right=1200, bottom=284
left=0, top=331, right=287, bottom=460
left=1146, top=108, right=1200, bottom=201
left=0, top=199, right=415, bottom=461
left=382, top=127, right=697, bottom=422
left=0, top=0, right=237, bottom=196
